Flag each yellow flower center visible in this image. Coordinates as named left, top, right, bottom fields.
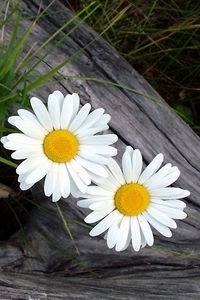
left=43, top=130, right=78, bottom=163
left=114, top=183, right=150, bottom=216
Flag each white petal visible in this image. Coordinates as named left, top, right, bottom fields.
left=142, top=211, right=172, bottom=237
left=132, top=149, right=143, bottom=182
left=44, top=163, right=58, bottom=197
left=93, top=113, right=111, bottom=127
left=89, top=210, right=120, bottom=236
left=106, top=169, right=122, bottom=188
left=60, top=94, right=74, bottom=129
left=150, top=187, right=190, bottom=199
left=137, top=214, right=154, bottom=246
left=75, top=156, right=108, bottom=178
left=7, top=133, right=42, bottom=145
left=69, top=174, right=84, bottom=198
left=85, top=206, right=114, bottom=224
left=11, top=146, right=43, bottom=160
left=86, top=171, right=109, bottom=185
left=69, top=103, right=91, bottom=132
left=148, top=168, right=180, bottom=189
left=130, top=216, right=141, bottom=252
left=51, top=91, right=65, bottom=112
left=77, top=197, right=110, bottom=208
left=122, top=151, right=132, bottom=183
left=79, top=134, right=117, bottom=145
left=107, top=218, right=122, bottom=249
left=75, top=108, right=104, bottom=134
left=53, top=90, right=64, bottom=103
left=177, top=189, right=190, bottom=198
left=67, top=162, right=87, bottom=194
left=8, top=116, right=21, bottom=125
left=138, top=153, right=164, bottom=184
left=79, top=152, right=109, bottom=165
left=79, top=145, right=117, bottom=157
left=18, top=172, right=29, bottom=183
left=86, top=186, right=114, bottom=196
left=97, top=178, right=117, bottom=192
left=77, top=199, right=94, bottom=208
left=76, top=126, right=109, bottom=138
left=167, top=166, right=179, bottom=175
left=125, top=146, right=134, bottom=156
left=90, top=169, right=121, bottom=191
left=71, top=93, right=80, bottom=120
left=48, top=93, right=61, bottom=129
left=25, top=159, right=52, bottom=184
left=3, top=141, right=19, bottom=150
left=18, top=109, right=38, bottom=122
left=151, top=203, right=187, bottom=220
left=4, top=142, right=41, bottom=151
left=144, top=163, right=172, bottom=188
left=70, top=159, right=91, bottom=186
left=14, top=119, right=47, bottom=140
left=58, top=164, right=70, bottom=198
left=19, top=181, right=34, bottom=191
left=147, top=205, right=177, bottom=228
left=0, top=136, right=8, bottom=144
left=115, top=216, right=130, bottom=251
left=89, top=200, right=114, bottom=211
left=151, top=198, right=186, bottom=209
left=16, top=154, right=47, bottom=175
left=52, top=188, right=62, bottom=202
left=140, top=227, right=147, bottom=249
left=30, top=97, right=53, bottom=131
left=119, top=227, right=131, bottom=251
left=76, top=114, right=110, bottom=137
left=108, top=158, right=125, bottom=185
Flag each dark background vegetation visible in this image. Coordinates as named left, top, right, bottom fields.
left=63, top=0, right=200, bottom=133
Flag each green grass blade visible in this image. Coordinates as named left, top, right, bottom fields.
left=19, top=1, right=97, bottom=70
left=15, top=3, right=101, bottom=88
left=0, top=0, right=20, bottom=28
left=25, top=4, right=130, bottom=92
left=56, top=202, right=80, bottom=255
left=59, top=75, right=162, bottom=103
left=0, top=156, right=17, bottom=168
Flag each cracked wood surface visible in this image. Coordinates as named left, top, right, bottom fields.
left=0, top=0, right=200, bottom=298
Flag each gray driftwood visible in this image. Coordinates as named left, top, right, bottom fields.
left=0, top=0, right=200, bottom=298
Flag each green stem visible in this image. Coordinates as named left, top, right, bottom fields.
left=56, top=202, right=80, bottom=256
left=0, top=156, right=17, bottom=168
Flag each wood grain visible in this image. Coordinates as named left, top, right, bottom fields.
left=0, top=0, right=199, bottom=298
left=0, top=269, right=199, bottom=300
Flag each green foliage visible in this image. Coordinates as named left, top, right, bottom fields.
left=0, top=0, right=101, bottom=129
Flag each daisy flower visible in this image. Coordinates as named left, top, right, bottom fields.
left=77, top=146, right=190, bottom=252
left=1, top=91, right=118, bottom=202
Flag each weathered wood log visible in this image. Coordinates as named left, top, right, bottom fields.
left=0, top=269, right=200, bottom=300
left=0, top=0, right=200, bottom=298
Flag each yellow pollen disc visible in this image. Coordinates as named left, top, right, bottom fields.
left=114, top=183, right=150, bottom=216
left=43, top=130, right=78, bottom=163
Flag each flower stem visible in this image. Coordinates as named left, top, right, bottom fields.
left=56, top=202, right=80, bottom=256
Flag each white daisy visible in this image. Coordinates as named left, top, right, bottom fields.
left=77, top=146, right=190, bottom=252
left=1, top=91, right=118, bottom=202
